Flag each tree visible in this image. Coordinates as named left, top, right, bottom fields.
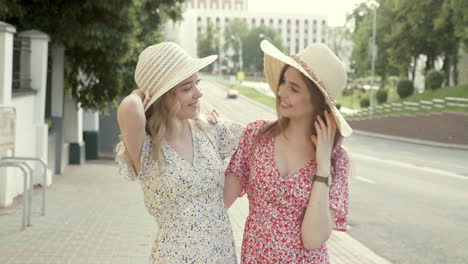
left=223, top=18, right=249, bottom=72
left=243, top=25, right=284, bottom=73
left=197, top=20, right=220, bottom=59
left=349, top=0, right=398, bottom=84
left=453, top=0, right=468, bottom=51
left=0, top=0, right=185, bottom=111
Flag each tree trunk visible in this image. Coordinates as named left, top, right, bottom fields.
left=442, top=56, right=450, bottom=86
left=411, top=56, right=417, bottom=83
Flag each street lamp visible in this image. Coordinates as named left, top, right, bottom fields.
left=369, top=2, right=378, bottom=116
left=259, top=33, right=273, bottom=42
left=231, top=35, right=243, bottom=72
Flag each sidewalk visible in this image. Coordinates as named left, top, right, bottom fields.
left=0, top=161, right=391, bottom=264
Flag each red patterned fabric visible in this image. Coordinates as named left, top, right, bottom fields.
left=226, top=120, right=350, bottom=263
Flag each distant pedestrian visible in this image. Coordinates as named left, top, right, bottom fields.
left=115, top=42, right=243, bottom=263
left=224, top=40, right=353, bottom=263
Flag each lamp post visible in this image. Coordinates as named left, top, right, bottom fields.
left=369, top=4, right=378, bottom=116
left=231, top=35, right=243, bottom=72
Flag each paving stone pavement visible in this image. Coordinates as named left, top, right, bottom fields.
left=0, top=159, right=391, bottom=264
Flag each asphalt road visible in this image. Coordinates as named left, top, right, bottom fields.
left=200, top=79, right=468, bottom=264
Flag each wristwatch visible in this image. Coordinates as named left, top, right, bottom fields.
left=310, top=174, right=332, bottom=186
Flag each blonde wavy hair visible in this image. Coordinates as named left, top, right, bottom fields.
left=115, top=88, right=209, bottom=172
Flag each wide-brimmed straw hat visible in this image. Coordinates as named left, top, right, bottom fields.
left=261, top=40, right=352, bottom=137
left=134, top=42, right=218, bottom=112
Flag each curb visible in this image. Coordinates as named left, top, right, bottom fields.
left=353, top=130, right=468, bottom=150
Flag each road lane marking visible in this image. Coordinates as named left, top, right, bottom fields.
left=353, top=153, right=467, bottom=181
left=356, top=177, right=377, bottom=184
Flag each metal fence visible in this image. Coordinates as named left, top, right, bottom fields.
left=343, top=97, right=468, bottom=119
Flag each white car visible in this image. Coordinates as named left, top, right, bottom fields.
left=227, top=89, right=238, bottom=99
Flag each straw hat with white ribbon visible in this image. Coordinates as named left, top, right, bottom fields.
left=134, top=42, right=218, bottom=112
left=261, top=40, right=352, bottom=137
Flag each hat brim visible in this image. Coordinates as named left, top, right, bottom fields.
left=261, top=40, right=352, bottom=137
left=143, top=54, right=218, bottom=112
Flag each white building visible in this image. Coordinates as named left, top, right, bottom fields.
left=165, top=0, right=328, bottom=59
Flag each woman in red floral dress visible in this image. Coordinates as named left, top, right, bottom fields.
left=224, top=40, right=353, bottom=263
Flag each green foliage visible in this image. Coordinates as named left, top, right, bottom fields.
left=223, top=18, right=249, bottom=71
left=349, top=0, right=463, bottom=85
left=0, top=0, right=185, bottom=111
left=425, top=70, right=445, bottom=90
left=453, top=0, right=468, bottom=51
left=360, top=97, right=370, bottom=108
left=397, top=79, right=414, bottom=99
left=342, top=88, right=354, bottom=96
left=243, top=25, right=284, bottom=72
left=376, top=88, right=388, bottom=103
left=197, top=20, right=220, bottom=59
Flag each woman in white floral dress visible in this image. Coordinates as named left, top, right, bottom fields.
left=115, top=42, right=243, bottom=263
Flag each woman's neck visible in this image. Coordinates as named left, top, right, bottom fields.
left=165, top=118, right=191, bottom=141
left=282, top=117, right=315, bottom=143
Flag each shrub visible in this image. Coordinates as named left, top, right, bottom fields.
left=397, top=79, right=414, bottom=99
left=335, top=103, right=342, bottom=110
left=360, top=97, right=370, bottom=108
left=342, top=88, right=354, bottom=96
left=425, top=70, right=445, bottom=90
left=376, top=89, right=388, bottom=104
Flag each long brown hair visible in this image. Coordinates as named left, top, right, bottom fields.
left=257, top=65, right=342, bottom=177
left=257, top=65, right=332, bottom=140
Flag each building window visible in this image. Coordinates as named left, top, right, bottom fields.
left=287, top=29, right=290, bottom=34
left=296, top=29, right=299, bottom=34
left=295, top=47, right=299, bottom=53
left=287, top=19, right=291, bottom=24
left=305, top=29, right=308, bottom=34
left=252, top=18, right=256, bottom=24
left=197, top=17, right=202, bottom=22
left=313, top=29, right=316, bottom=34
left=287, top=38, right=290, bottom=42
left=270, top=18, right=274, bottom=24
left=305, top=20, right=308, bottom=24
left=322, top=38, right=325, bottom=43
left=322, top=20, right=326, bottom=25
left=296, top=19, right=300, bottom=25
left=313, top=20, right=317, bottom=24
left=216, top=17, right=220, bottom=22
left=278, top=19, right=282, bottom=24
left=313, top=38, right=316, bottom=43
left=225, top=18, right=229, bottom=23
left=260, top=18, right=264, bottom=24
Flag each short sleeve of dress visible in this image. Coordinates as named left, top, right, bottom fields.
left=114, top=133, right=152, bottom=181
left=329, top=147, right=350, bottom=232
left=225, top=120, right=266, bottom=189
left=213, top=118, right=245, bottom=160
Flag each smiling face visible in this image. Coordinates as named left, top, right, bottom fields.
left=165, top=74, right=203, bottom=120
left=277, top=67, right=316, bottom=121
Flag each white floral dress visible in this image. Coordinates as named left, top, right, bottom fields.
left=115, top=119, right=244, bottom=263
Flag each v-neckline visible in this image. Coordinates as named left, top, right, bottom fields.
left=270, top=136, right=315, bottom=180
left=164, top=121, right=197, bottom=167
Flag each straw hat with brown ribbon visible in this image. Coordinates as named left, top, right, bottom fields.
left=261, top=40, right=352, bottom=137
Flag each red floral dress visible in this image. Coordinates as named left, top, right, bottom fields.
left=226, top=120, right=350, bottom=264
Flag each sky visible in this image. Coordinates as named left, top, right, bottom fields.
left=248, top=0, right=368, bottom=27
